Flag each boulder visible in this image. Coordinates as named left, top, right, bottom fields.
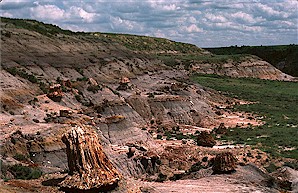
left=271, top=166, right=298, bottom=192
left=60, top=110, right=73, bottom=118
left=87, top=78, right=98, bottom=86
left=127, top=147, right=136, bottom=158
left=116, top=77, right=130, bottom=91
left=104, top=115, right=125, bottom=124
left=212, top=152, right=237, bottom=174
left=135, top=151, right=160, bottom=175
left=197, top=131, right=216, bottom=147
left=62, top=79, right=72, bottom=88
left=59, top=125, right=120, bottom=193
left=120, top=77, right=130, bottom=84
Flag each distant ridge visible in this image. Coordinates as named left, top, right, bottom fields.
left=205, top=45, right=298, bottom=77
left=0, top=17, right=205, bottom=55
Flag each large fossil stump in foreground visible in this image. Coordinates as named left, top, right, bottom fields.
left=59, top=125, right=120, bottom=192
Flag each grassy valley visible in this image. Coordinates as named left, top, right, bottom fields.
left=192, top=74, right=298, bottom=159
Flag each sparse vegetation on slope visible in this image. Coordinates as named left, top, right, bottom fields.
left=158, top=54, right=249, bottom=69
left=192, top=74, right=298, bottom=159
left=98, top=33, right=205, bottom=54
left=1, top=17, right=74, bottom=37
left=1, top=17, right=206, bottom=55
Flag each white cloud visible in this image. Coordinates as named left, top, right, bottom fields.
left=110, top=16, right=141, bottom=32
left=151, top=29, right=166, bottom=38
left=205, top=13, right=227, bottom=23
left=30, top=4, right=65, bottom=20
left=1, top=12, right=13, bottom=17
left=182, top=24, right=203, bottom=33
left=68, top=7, right=96, bottom=23
left=148, top=0, right=181, bottom=11
left=255, top=3, right=289, bottom=19
left=189, top=16, right=197, bottom=23
left=231, top=12, right=257, bottom=23
left=162, top=4, right=180, bottom=11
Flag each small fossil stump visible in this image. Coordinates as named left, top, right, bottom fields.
left=213, top=123, right=227, bottom=134
left=197, top=131, right=216, bottom=147
left=212, top=152, right=237, bottom=174
left=59, top=125, right=120, bottom=193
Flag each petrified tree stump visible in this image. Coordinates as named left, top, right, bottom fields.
left=197, top=131, right=216, bottom=147
left=59, top=125, right=120, bottom=192
left=212, top=152, right=237, bottom=174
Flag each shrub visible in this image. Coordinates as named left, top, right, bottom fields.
left=202, top=156, right=208, bottom=162
left=156, top=173, right=167, bottom=182
left=27, top=74, right=38, bottom=83
left=75, top=95, right=82, bottom=102
left=77, top=77, right=88, bottom=81
left=13, top=154, right=28, bottom=161
left=265, top=163, right=279, bottom=173
left=87, top=85, right=101, bottom=93
left=283, top=161, right=298, bottom=170
left=148, top=93, right=155, bottom=98
left=189, top=161, right=204, bottom=173
left=8, top=164, right=42, bottom=180
left=176, top=133, right=186, bottom=140
left=75, top=68, right=84, bottom=75
left=6, top=67, right=38, bottom=83
left=39, top=82, right=49, bottom=94
left=1, top=17, right=74, bottom=37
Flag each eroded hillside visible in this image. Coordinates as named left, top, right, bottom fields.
left=1, top=18, right=297, bottom=193
left=205, top=45, right=298, bottom=77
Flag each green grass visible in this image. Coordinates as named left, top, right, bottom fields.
left=1, top=17, right=74, bottom=37
left=191, top=74, right=298, bottom=159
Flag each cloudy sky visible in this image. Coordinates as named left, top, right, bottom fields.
left=1, top=0, right=297, bottom=47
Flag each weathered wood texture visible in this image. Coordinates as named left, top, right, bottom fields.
left=212, top=152, right=237, bottom=174
left=60, top=125, right=120, bottom=192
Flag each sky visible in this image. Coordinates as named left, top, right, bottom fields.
left=0, top=0, right=297, bottom=47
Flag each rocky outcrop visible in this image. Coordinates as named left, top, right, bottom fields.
left=47, top=84, right=63, bottom=102
left=191, top=56, right=293, bottom=80
left=1, top=127, right=68, bottom=174
left=212, top=152, right=237, bottom=174
left=60, top=125, right=120, bottom=192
